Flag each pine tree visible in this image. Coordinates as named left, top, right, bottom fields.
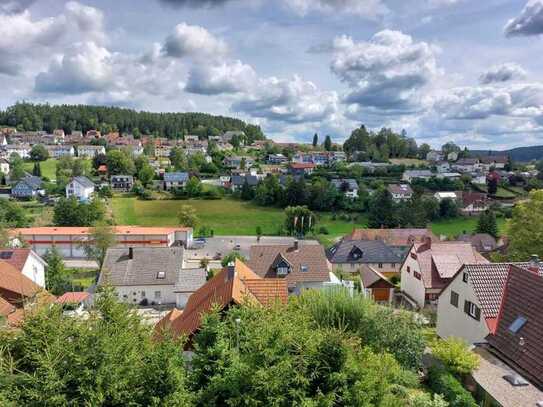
left=312, top=133, right=318, bottom=147
left=324, top=135, right=332, bottom=151
left=476, top=210, right=499, bottom=238
left=32, top=162, right=41, bottom=177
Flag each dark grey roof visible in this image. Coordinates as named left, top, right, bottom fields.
left=99, top=247, right=185, bottom=286
left=164, top=172, right=189, bottom=182
left=327, top=239, right=403, bottom=264
left=231, top=175, right=259, bottom=186
left=72, top=176, right=94, bottom=188
left=19, top=175, right=43, bottom=190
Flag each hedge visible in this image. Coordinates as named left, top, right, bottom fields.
left=427, top=366, right=477, bottom=407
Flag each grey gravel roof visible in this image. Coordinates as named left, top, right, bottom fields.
left=99, top=247, right=185, bottom=286
left=327, top=240, right=404, bottom=264
left=174, top=268, right=207, bottom=293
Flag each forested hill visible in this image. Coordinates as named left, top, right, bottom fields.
left=0, top=103, right=265, bottom=141
left=471, top=146, right=543, bottom=162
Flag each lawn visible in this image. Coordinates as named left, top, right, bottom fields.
left=111, top=196, right=367, bottom=242
left=431, top=217, right=507, bottom=238
left=23, top=158, right=58, bottom=180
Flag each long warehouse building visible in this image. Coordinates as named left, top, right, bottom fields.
left=11, top=226, right=193, bottom=258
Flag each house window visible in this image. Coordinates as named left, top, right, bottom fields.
left=462, top=272, right=468, bottom=283
left=300, top=265, right=308, bottom=272
left=378, top=263, right=383, bottom=268
left=407, top=266, right=411, bottom=273
left=508, top=316, right=527, bottom=333
left=410, top=252, right=417, bottom=260
left=277, top=266, right=289, bottom=275
left=390, top=263, right=396, bottom=268
left=157, top=271, right=166, bottom=279
left=141, top=291, right=146, bottom=298
left=414, top=271, right=421, bottom=280
left=464, top=300, right=480, bottom=320
left=154, top=291, right=161, bottom=300
left=450, top=291, right=459, bottom=308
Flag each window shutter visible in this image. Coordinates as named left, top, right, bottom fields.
left=475, top=306, right=481, bottom=321
left=464, top=300, right=470, bottom=314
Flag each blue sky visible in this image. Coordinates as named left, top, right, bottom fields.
left=1, top=0, right=542, bottom=149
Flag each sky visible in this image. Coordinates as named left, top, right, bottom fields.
left=0, top=0, right=542, bottom=149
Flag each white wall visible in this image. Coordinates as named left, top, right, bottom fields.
left=115, top=284, right=177, bottom=305
left=400, top=251, right=426, bottom=308
left=437, top=274, right=489, bottom=344
left=21, top=252, right=46, bottom=287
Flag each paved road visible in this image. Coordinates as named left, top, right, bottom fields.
left=185, top=236, right=319, bottom=261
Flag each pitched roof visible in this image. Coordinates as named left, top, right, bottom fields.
left=99, top=247, right=187, bottom=286
left=55, top=292, right=90, bottom=304
left=0, top=260, right=41, bottom=298
left=327, top=239, right=403, bottom=264
left=455, top=262, right=541, bottom=333
left=17, top=175, right=42, bottom=190
left=0, top=296, right=15, bottom=317
left=387, top=184, right=413, bottom=195
left=412, top=242, right=488, bottom=289
left=71, top=176, right=94, bottom=188
left=247, top=244, right=330, bottom=288
left=164, top=172, right=189, bottom=182
left=231, top=175, right=259, bottom=186
left=0, top=248, right=40, bottom=271
left=346, top=228, right=437, bottom=246
left=331, top=178, right=358, bottom=191
left=361, top=266, right=395, bottom=289
left=457, top=233, right=499, bottom=252
left=290, top=162, right=315, bottom=169
left=487, top=265, right=543, bottom=388
left=156, top=259, right=287, bottom=338
left=174, top=268, right=207, bottom=293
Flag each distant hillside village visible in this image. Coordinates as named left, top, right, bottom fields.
left=1, top=103, right=543, bottom=405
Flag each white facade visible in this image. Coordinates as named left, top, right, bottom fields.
left=21, top=251, right=47, bottom=288
left=116, top=284, right=177, bottom=306
left=436, top=273, right=489, bottom=344
left=400, top=252, right=427, bottom=307
left=0, top=160, right=9, bottom=175
left=434, top=192, right=458, bottom=202
left=66, top=178, right=94, bottom=201
left=77, top=145, right=105, bottom=158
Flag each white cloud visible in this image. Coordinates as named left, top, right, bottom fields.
left=185, top=60, right=256, bottom=95
left=232, top=75, right=339, bottom=124
left=282, top=0, right=388, bottom=18
left=330, top=30, right=440, bottom=114
left=0, top=0, right=36, bottom=15
left=162, top=23, right=227, bottom=59
left=35, top=42, right=113, bottom=94
left=504, top=0, right=543, bottom=37
left=479, top=63, right=527, bottom=84
left=64, top=1, right=106, bottom=44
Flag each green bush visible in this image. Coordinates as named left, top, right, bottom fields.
left=318, top=226, right=329, bottom=234
left=427, top=366, right=477, bottom=407
left=430, top=337, right=479, bottom=376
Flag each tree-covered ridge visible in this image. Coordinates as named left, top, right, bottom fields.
left=0, top=103, right=265, bottom=141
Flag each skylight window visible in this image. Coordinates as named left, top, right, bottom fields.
left=0, top=251, right=13, bottom=259
left=157, top=271, right=166, bottom=279
left=508, top=316, right=527, bottom=334
left=300, top=265, right=308, bottom=272
left=503, top=374, right=529, bottom=387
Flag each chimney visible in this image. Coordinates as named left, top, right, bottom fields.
left=293, top=240, right=299, bottom=251
left=418, top=236, right=432, bottom=253
left=128, top=247, right=133, bottom=259
left=226, top=261, right=236, bottom=281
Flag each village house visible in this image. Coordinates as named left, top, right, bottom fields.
left=223, top=156, right=254, bottom=169
left=478, top=155, right=508, bottom=170
left=266, top=153, right=288, bottom=165
left=387, top=184, right=413, bottom=202
left=345, top=228, right=437, bottom=246
left=289, top=162, right=315, bottom=176
left=361, top=266, right=396, bottom=303
left=435, top=161, right=451, bottom=173
left=326, top=239, right=404, bottom=279
left=77, top=145, right=105, bottom=158
left=110, top=175, right=134, bottom=191
left=55, top=292, right=92, bottom=315
left=46, top=145, right=75, bottom=158
left=221, top=130, right=245, bottom=144
left=331, top=178, right=359, bottom=199
left=66, top=176, right=95, bottom=202
left=247, top=242, right=340, bottom=294
left=12, top=226, right=194, bottom=258
left=426, top=150, right=443, bottom=162
left=436, top=261, right=540, bottom=344
left=458, top=191, right=489, bottom=215
left=433, top=191, right=458, bottom=202
left=0, top=248, right=47, bottom=287
left=98, top=247, right=206, bottom=308
left=11, top=175, right=44, bottom=199
left=162, top=172, right=189, bottom=190
left=452, top=158, right=479, bottom=172
left=229, top=174, right=259, bottom=192
left=154, top=259, right=288, bottom=342
left=3, top=144, right=31, bottom=159
left=400, top=238, right=488, bottom=308
left=402, top=169, right=433, bottom=182
left=457, top=233, right=503, bottom=254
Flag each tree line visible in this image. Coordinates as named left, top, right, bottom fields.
left=0, top=102, right=265, bottom=142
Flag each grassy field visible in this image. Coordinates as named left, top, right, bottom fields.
left=431, top=217, right=507, bottom=238
left=111, top=196, right=367, bottom=242
left=23, top=158, right=58, bottom=180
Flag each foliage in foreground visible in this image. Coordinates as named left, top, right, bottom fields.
left=0, top=288, right=444, bottom=406
left=427, top=366, right=477, bottom=407
left=430, top=337, right=479, bottom=376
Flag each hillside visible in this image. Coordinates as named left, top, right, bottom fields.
left=0, top=102, right=265, bottom=142
left=471, top=146, right=543, bottom=162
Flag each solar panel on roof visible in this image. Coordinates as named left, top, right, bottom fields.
left=508, top=316, right=527, bottom=334
left=0, top=251, right=13, bottom=259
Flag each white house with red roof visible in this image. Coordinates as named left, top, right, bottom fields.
left=400, top=237, right=488, bottom=308
left=0, top=248, right=46, bottom=287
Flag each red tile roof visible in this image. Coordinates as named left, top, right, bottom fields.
left=290, top=162, right=315, bottom=169
left=0, top=296, right=15, bottom=317
left=346, top=228, right=437, bottom=246
left=12, top=225, right=192, bottom=236
left=155, top=259, right=287, bottom=339
left=0, top=248, right=33, bottom=271
left=0, top=260, right=41, bottom=298
left=55, top=292, right=90, bottom=304
left=487, top=265, right=543, bottom=388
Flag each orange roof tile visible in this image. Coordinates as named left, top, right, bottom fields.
left=0, top=296, right=14, bottom=317
left=156, top=259, right=287, bottom=339
left=55, top=292, right=89, bottom=304
left=12, top=225, right=192, bottom=236
left=0, top=260, right=41, bottom=297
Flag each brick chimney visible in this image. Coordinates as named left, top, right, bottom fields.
left=417, top=236, right=432, bottom=253
left=293, top=240, right=299, bottom=251
left=527, top=254, right=541, bottom=275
